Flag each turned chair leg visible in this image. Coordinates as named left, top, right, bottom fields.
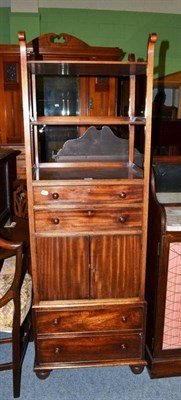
left=12, top=300, right=21, bottom=398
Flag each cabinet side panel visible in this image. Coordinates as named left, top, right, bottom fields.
left=90, top=234, right=141, bottom=299
left=36, top=236, right=89, bottom=300
left=162, top=242, right=181, bottom=350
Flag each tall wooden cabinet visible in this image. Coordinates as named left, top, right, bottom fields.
left=19, top=31, right=157, bottom=378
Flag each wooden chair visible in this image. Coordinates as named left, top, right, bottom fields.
left=13, top=179, right=28, bottom=220
left=0, top=237, right=32, bottom=398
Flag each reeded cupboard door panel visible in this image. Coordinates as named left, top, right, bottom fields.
left=3, top=90, right=24, bottom=143
left=90, top=235, right=141, bottom=299
left=36, top=236, right=89, bottom=301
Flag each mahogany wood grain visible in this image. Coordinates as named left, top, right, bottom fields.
left=90, top=235, right=141, bottom=299
left=0, top=51, right=24, bottom=144
left=35, top=236, right=89, bottom=301
left=18, top=32, right=157, bottom=376
left=35, top=304, right=144, bottom=334
left=33, top=184, right=143, bottom=205
left=36, top=333, right=143, bottom=364
left=34, top=208, right=142, bottom=233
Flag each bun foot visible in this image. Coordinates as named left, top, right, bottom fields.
left=35, top=370, right=52, bottom=380
left=130, top=365, right=144, bottom=375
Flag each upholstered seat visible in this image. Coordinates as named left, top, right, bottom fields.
left=0, top=260, right=32, bottom=331
left=0, top=238, right=32, bottom=398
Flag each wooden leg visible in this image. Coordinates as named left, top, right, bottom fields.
left=13, top=366, right=21, bottom=398
left=13, top=302, right=21, bottom=398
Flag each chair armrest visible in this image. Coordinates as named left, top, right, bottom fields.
left=0, top=238, right=23, bottom=307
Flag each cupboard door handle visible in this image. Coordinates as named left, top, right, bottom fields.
left=119, top=191, right=126, bottom=199
left=52, top=218, right=60, bottom=225
left=119, top=215, right=127, bottom=223
left=89, top=98, right=94, bottom=110
left=52, top=192, right=59, bottom=200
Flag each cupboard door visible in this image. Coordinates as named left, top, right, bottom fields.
left=90, top=235, right=141, bottom=299
left=88, top=77, right=117, bottom=116
left=36, top=236, right=89, bottom=301
left=0, top=55, right=24, bottom=144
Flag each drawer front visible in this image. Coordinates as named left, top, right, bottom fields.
left=35, top=305, right=144, bottom=334
left=34, top=208, right=142, bottom=232
left=33, top=184, right=143, bottom=205
left=37, top=333, right=143, bottom=364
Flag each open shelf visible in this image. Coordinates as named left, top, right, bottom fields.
left=32, top=116, right=146, bottom=125
left=28, top=60, right=147, bottom=76
left=32, top=162, right=144, bottom=182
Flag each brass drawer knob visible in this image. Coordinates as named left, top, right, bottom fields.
left=87, top=210, right=94, bottom=216
left=52, top=192, right=59, bottom=200
left=52, top=218, right=60, bottom=225
left=121, top=343, right=127, bottom=351
left=55, top=347, right=61, bottom=354
left=119, top=215, right=127, bottom=223
left=120, top=316, right=128, bottom=323
left=119, top=191, right=126, bottom=198
left=53, top=318, right=60, bottom=326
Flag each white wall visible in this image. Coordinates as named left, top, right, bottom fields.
left=1, top=0, right=181, bottom=14
left=38, top=1, right=181, bottom=14
left=11, top=0, right=38, bottom=12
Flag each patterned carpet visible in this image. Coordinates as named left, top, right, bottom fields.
left=0, top=341, right=181, bottom=400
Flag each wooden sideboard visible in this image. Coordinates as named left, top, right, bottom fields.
left=146, top=156, right=181, bottom=378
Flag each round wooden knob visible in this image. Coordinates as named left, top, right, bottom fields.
left=119, top=191, right=126, bottom=198
left=119, top=215, right=126, bottom=223
left=52, top=218, right=60, bottom=225
left=120, top=316, right=127, bottom=323
left=52, top=192, right=59, bottom=200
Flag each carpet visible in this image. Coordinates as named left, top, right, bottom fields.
left=0, top=341, right=181, bottom=400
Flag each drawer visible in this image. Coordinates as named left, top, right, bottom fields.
left=34, top=208, right=142, bottom=232
left=35, top=305, right=145, bottom=334
left=33, top=184, right=143, bottom=205
left=36, top=333, right=143, bottom=364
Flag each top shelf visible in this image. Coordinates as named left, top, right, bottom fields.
left=27, top=60, right=147, bottom=76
